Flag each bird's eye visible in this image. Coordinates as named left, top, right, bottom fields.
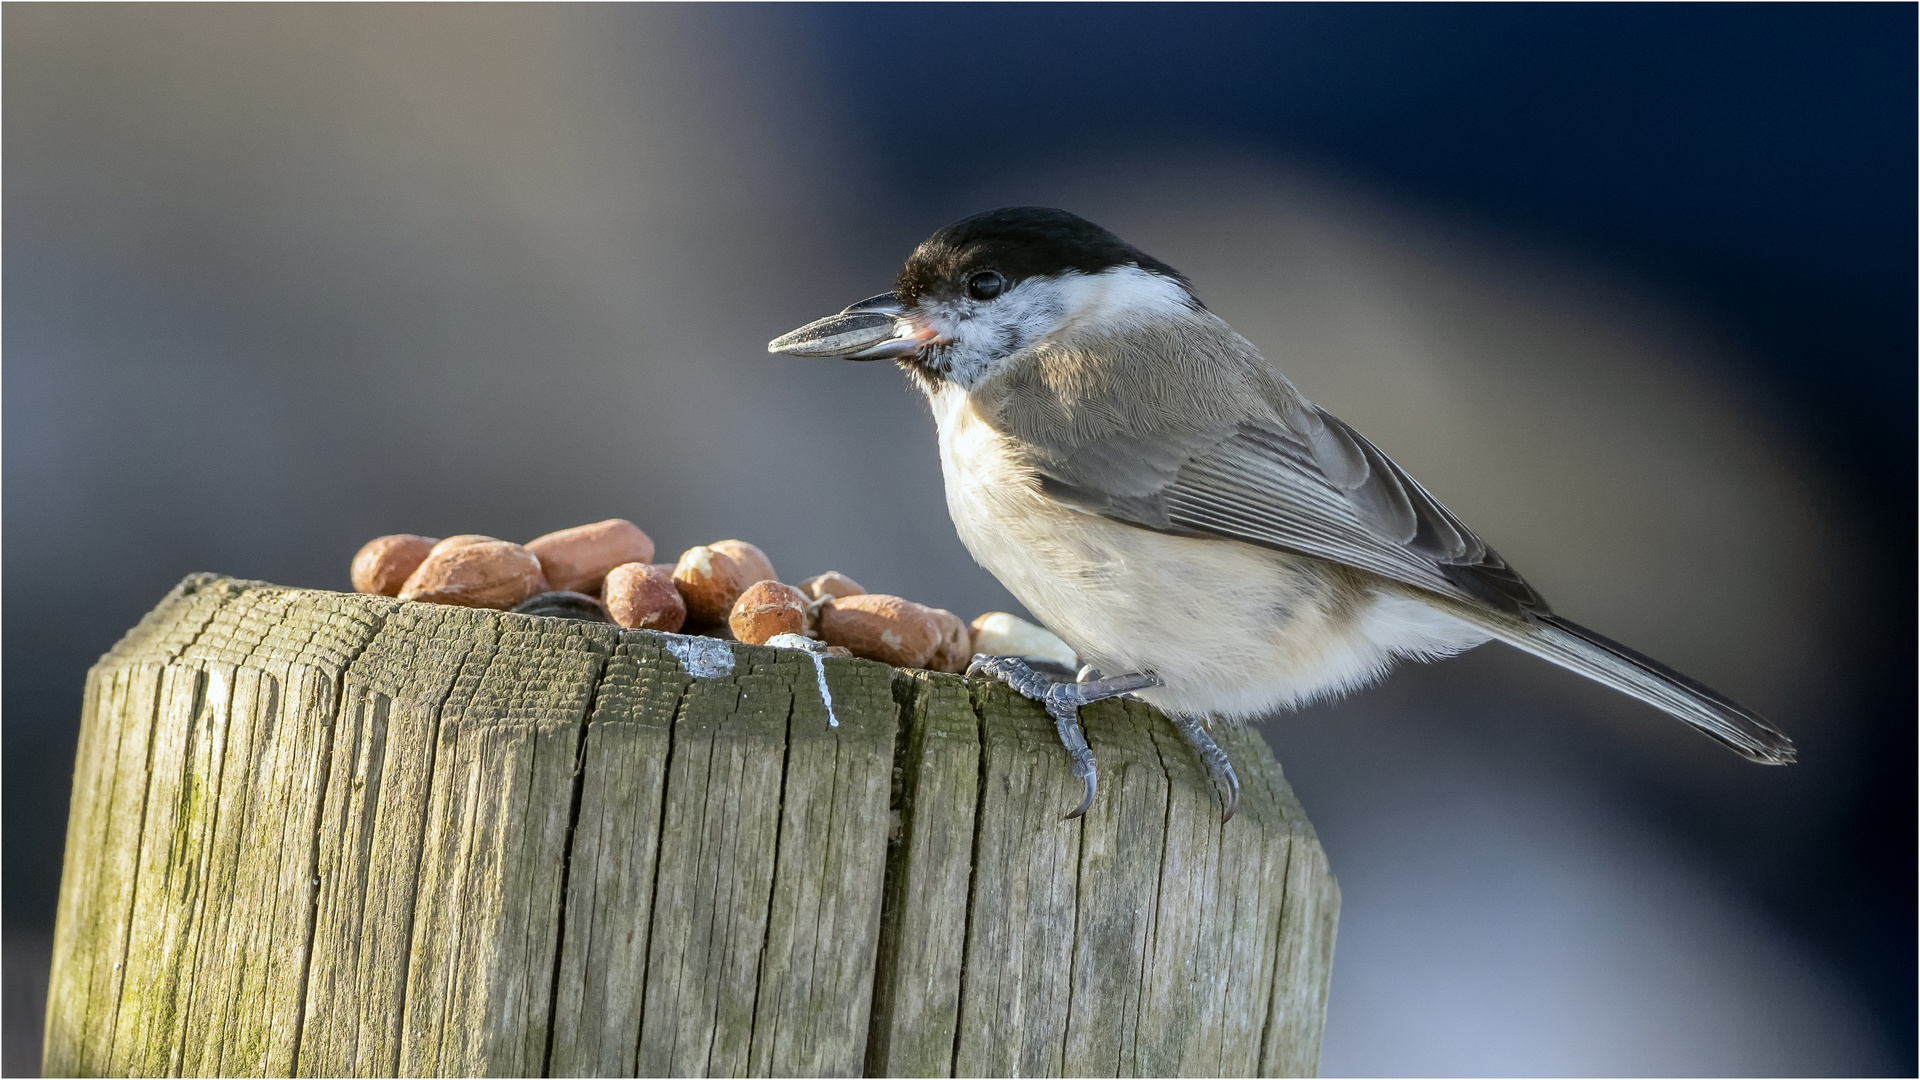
left=966, top=270, right=1006, bottom=301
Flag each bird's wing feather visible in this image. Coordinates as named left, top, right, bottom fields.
left=979, top=321, right=1794, bottom=758
left=1030, top=404, right=1549, bottom=618
left=978, top=321, right=1791, bottom=758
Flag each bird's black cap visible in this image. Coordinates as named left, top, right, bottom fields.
left=896, top=207, right=1191, bottom=303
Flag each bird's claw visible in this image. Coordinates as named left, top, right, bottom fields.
left=967, top=653, right=1162, bottom=819
left=967, top=653, right=1065, bottom=699
left=1173, top=712, right=1240, bottom=823
left=1046, top=695, right=1099, bottom=819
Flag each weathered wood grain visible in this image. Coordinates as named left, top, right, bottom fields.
left=863, top=672, right=980, bottom=1078
left=397, top=618, right=618, bottom=1076
left=745, top=648, right=895, bottom=1078
left=45, top=575, right=1338, bottom=1079
left=546, top=638, right=684, bottom=1077
left=949, top=679, right=1090, bottom=1077
left=301, top=601, right=486, bottom=1077
left=1061, top=697, right=1172, bottom=1077
left=633, top=639, right=797, bottom=1077
left=44, top=662, right=166, bottom=1073
left=45, top=574, right=255, bottom=1073
left=1255, top=726, right=1341, bottom=1080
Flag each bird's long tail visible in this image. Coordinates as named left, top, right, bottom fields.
left=1457, top=609, right=1796, bottom=764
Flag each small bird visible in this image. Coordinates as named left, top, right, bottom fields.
left=769, top=207, right=1794, bottom=821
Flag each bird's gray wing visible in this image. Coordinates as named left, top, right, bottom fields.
left=995, top=357, right=1793, bottom=761
left=1028, top=403, right=1550, bottom=618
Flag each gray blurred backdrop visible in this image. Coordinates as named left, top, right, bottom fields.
left=5, top=5, right=1911, bottom=1076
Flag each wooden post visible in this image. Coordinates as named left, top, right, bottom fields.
left=44, top=574, right=1338, bottom=1078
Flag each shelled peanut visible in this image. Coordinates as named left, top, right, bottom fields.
left=349, top=520, right=1076, bottom=677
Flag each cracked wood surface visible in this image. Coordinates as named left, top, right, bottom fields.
left=45, top=574, right=1338, bottom=1078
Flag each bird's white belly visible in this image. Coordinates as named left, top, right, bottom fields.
left=931, top=389, right=1486, bottom=721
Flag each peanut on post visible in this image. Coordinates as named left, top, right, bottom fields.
left=672, top=546, right=737, bottom=625
left=353, top=524, right=992, bottom=675
left=798, top=571, right=865, bottom=602
left=351, top=534, right=439, bottom=596
left=526, top=518, right=655, bottom=595
left=729, top=581, right=810, bottom=645
left=430, top=534, right=501, bottom=555
left=969, top=611, right=1078, bottom=669
left=817, top=593, right=945, bottom=669
left=604, top=561, right=686, bottom=632
left=673, top=539, right=778, bottom=625
left=710, top=539, right=776, bottom=590
left=927, top=607, right=972, bottom=674
left=399, top=540, right=548, bottom=610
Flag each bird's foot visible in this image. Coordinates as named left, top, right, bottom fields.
left=1172, top=712, right=1240, bottom=823
left=966, top=654, right=1161, bottom=819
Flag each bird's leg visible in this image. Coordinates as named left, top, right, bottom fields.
left=966, top=654, right=1161, bottom=819
left=1172, top=712, right=1240, bottom=824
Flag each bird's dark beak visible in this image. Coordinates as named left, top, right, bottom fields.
left=766, top=292, right=937, bottom=360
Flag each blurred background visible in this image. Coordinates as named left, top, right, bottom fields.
left=3, top=4, right=1911, bottom=1075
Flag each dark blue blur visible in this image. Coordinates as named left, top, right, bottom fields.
left=791, top=0, right=1917, bottom=1058
left=799, top=3, right=1914, bottom=447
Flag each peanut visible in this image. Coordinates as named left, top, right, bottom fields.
left=798, top=571, right=865, bottom=602
left=927, top=607, right=972, bottom=674
left=351, top=533, right=438, bottom=597
left=729, top=581, right=809, bottom=645
left=818, top=594, right=944, bottom=669
left=604, top=562, right=686, bottom=632
left=673, top=539, right=777, bottom=625
left=400, top=540, right=547, bottom=609
left=969, top=612, right=1077, bottom=669
left=526, top=518, right=655, bottom=594
left=430, top=534, right=501, bottom=555
left=710, top=539, right=777, bottom=589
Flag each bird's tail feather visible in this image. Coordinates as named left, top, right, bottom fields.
left=1460, top=610, right=1795, bottom=764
